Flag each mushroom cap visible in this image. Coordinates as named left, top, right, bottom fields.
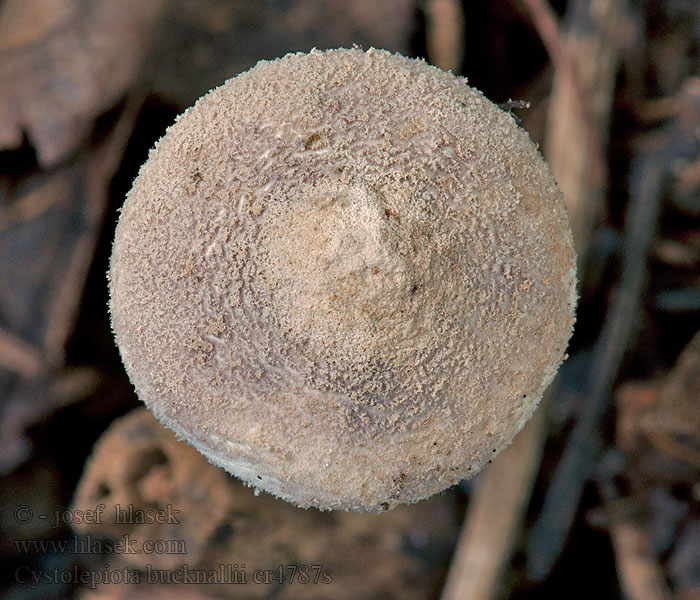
left=109, top=48, right=576, bottom=512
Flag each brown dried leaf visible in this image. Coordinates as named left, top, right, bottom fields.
left=73, top=409, right=458, bottom=600
left=610, top=519, right=672, bottom=600
left=0, top=0, right=164, bottom=166
left=72, top=408, right=235, bottom=570
left=641, top=330, right=700, bottom=441
left=616, top=381, right=662, bottom=451
left=616, top=331, right=700, bottom=470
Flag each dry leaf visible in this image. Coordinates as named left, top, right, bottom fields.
left=0, top=0, right=164, bottom=166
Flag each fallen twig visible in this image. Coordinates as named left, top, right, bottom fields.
left=610, top=519, right=673, bottom=600
left=522, top=0, right=606, bottom=188
left=425, top=0, right=465, bottom=73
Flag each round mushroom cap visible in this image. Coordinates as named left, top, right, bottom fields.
left=109, top=48, right=576, bottom=512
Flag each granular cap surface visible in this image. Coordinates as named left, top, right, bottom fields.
left=109, top=48, right=577, bottom=511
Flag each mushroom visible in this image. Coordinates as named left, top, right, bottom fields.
left=109, top=47, right=576, bottom=512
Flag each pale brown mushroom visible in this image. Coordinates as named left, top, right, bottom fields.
left=109, top=47, right=576, bottom=512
